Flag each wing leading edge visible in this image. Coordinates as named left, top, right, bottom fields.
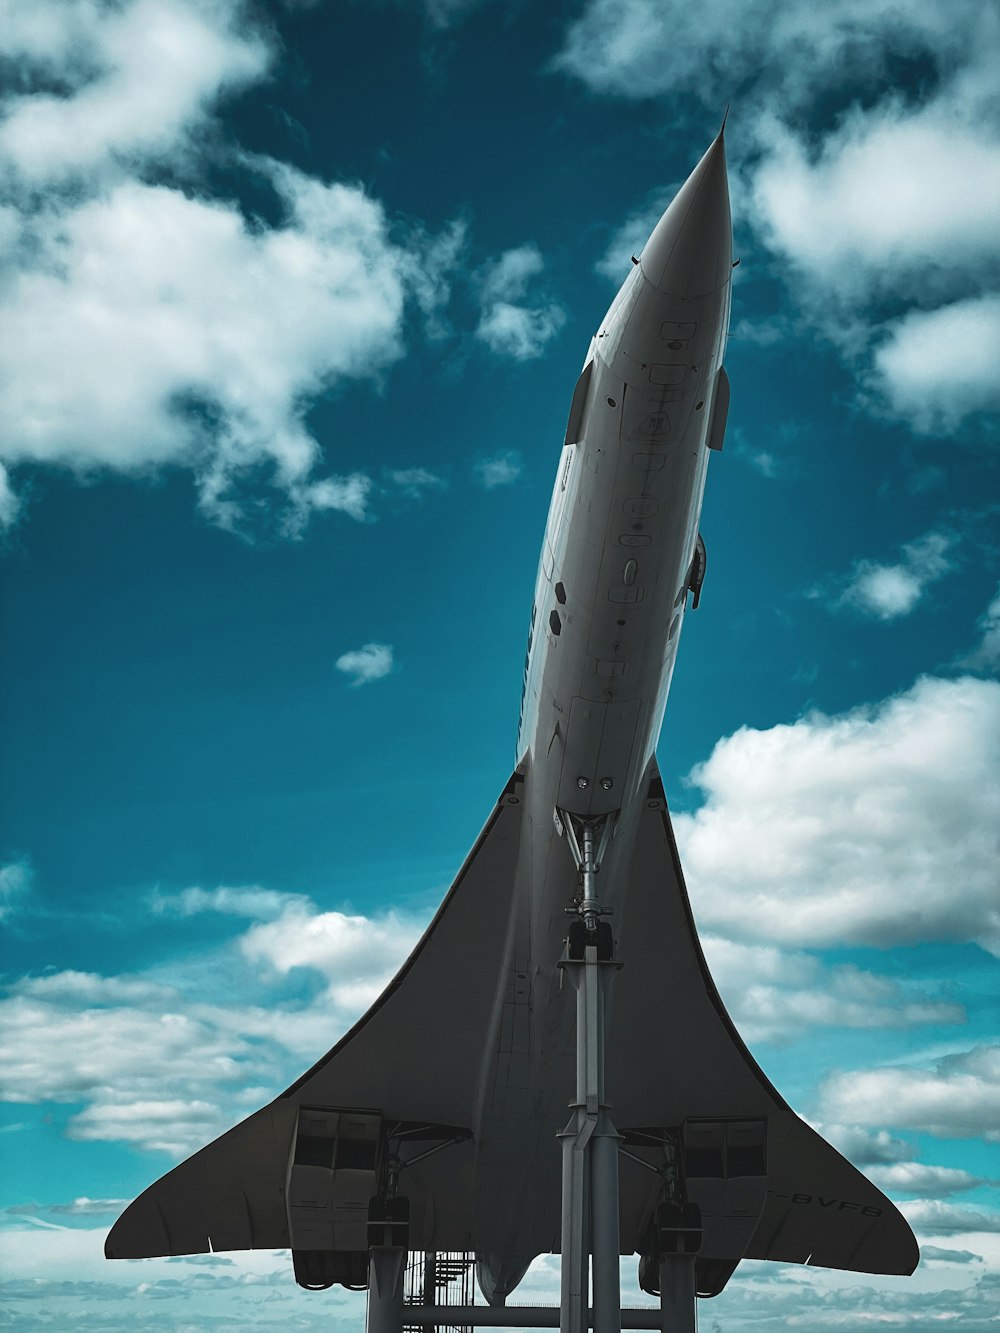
left=106, top=770, right=526, bottom=1260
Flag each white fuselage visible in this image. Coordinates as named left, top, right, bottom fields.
left=471, top=136, right=734, bottom=1295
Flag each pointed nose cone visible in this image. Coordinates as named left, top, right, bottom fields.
left=640, top=129, right=732, bottom=296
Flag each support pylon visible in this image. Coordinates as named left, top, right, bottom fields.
left=558, top=939, right=622, bottom=1333
left=366, top=1246, right=406, bottom=1333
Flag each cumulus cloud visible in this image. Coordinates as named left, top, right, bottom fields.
left=820, top=1123, right=914, bottom=1167
left=68, top=1099, right=224, bottom=1152
left=748, top=81, right=1000, bottom=431
left=475, top=244, right=565, bottom=360
left=334, top=641, right=394, bottom=686
left=474, top=450, right=523, bottom=488
left=0, top=171, right=452, bottom=535
left=750, top=111, right=1000, bottom=302
left=240, top=903, right=419, bottom=1010
left=822, top=1045, right=1000, bottom=1142
left=0, top=892, right=426, bottom=1154
left=902, top=1199, right=1000, bottom=1234
left=828, top=529, right=956, bottom=620
left=868, top=1162, right=990, bottom=1198
left=0, top=0, right=270, bottom=188
left=0, top=988, right=250, bottom=1152
left=871, top=295, right=1000, bottom=433
left=555, top=0, right=1000, bottom=436
left=702, top=935, right=962, bottom=1045
left=0, top=0, right=462, bottom=535
left=674, top=675, right=1000, bottom=954
left=553, top=0, right=983, bottom=104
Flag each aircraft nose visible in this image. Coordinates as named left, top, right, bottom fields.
left=639, top=129, right=732, bottom=296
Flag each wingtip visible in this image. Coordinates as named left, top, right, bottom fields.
left=719, top=104, right=730, bottom=137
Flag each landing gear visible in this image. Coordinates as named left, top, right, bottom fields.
left=556, top=808, right=616, bottom=955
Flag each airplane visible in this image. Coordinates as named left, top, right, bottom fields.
left=106, top=128, right=919, bottom=1331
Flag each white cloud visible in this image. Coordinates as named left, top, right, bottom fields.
left=729, top=426, right=788, bottom=480
left=744, top=449, right=780, bottom=479
left=556, top=0, right=1000, bottom=436
left=868, top=1163, right=990, bottom=1198
left=674, top=675, right=1000, bottom=954
left=0, top=0, right=463, bottom=535
left=555, top=0, right=986, bottom=101
left=475, top=244, right=565, bottom=360
left=0, top=0, right=270, bottom=187
left=0, top=890, right=427, bottom=1154
left=11, top=972, right=175, bottom=1005
left=240, top=903, right=417, bottom=981
left=701, top=935, right=962, bottom=1045
left=385, top=466, right=447, bottom=498
left=751, top=111, right=1000, bottom=300
left=240, top=903, right=419, bottom=1014
left=0, top=859, right=31, bottom=921
left=960, top=584, right=1000, bottom=672
left=821, top=1124, right=914, bottom=1166
left=474, top=450, right=523, bottom=488
left=334, top=641, right=394, bottom=686
left=479, top=244, right=544, bottom=302
left=0, top=990, right=252, bottom=1152
left=476, top=302, right=566, bottom=360
left=902, top=1200, right=1000, bottom=1234
left=921, top=1245, right=985, bottom=1264
left=68, top=1099, right=223, bottom=1153
left=0, top=172, right=453, bottom=535
left=151, top=884, right=310, bottom=920
left=7, top=1198, right=130, bottom=1219
left=0, top=462, right=20, bottom=530
left=822, top=1045, right=1000, bottom=1142
left=871, top=295, right=1000, bottom=433
left=832, top=530, right=955, bottom=620
left=749, top=85, right=1000, bottom=432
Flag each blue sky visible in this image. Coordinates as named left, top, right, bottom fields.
left=1, top=0, right=998, bottom=1328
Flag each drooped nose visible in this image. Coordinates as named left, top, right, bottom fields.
left=639, top=129, right=732, bottom=296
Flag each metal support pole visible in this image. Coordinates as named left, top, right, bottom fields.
left=424, top=1251, right=438, bottom=1333
left=591, top=1125, right=621, bottom=1333
left=367, top=1246, right=406, bottom=1333
left=657, top=1257, right=696, bottom=1333
left=558, top=1112, right=590, bottom=1333
left=559, top=942, right=621, bottom=1333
